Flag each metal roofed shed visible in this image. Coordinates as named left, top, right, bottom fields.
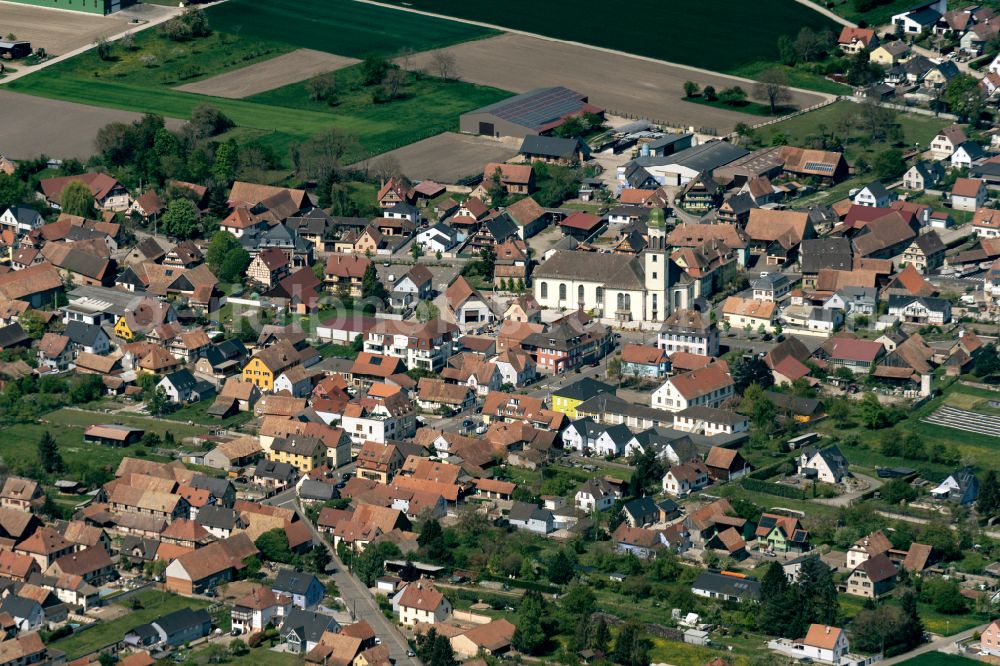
left=460, top=86, right=604, bottom=139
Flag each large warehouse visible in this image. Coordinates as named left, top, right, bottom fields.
left=460, top=86, right=604, bottom=140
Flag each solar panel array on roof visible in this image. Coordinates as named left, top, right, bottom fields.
left=475, top=87, right=588, bottom=131
left=804, top=162, right=836, bottom=173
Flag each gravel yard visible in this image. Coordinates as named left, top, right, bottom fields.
left=0, top=3, right=132, bottom=56
left=176, top=48, right=359, bottom=99
left=356, top=131, right=519, bottom=183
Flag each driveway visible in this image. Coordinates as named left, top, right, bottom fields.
left=879, top=624, right=987, bottom=665
left=812, top=472, right=883, bottom=507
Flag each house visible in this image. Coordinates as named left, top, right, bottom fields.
left=621, top=497, right=661, bottom=528
left=37, top=333, right=72, bottom=372
left=652, top=363, right=733, bottom=412
left=231, top=587, right=292, bottom=635
left=575, top=478, right=619, bottom=512
left=930, top=468, right=979, bottom=504
left=282, top=609, right=340, bottom=653
left=658, top=309, right=718, bottom=357
left=507, top=502, right=553, bottom=534
left=662, top=461, right=710, bottom=497
left=951, top=140, right=985, bottom=169
left=799, top=445, right=850, bottom=484
left=751, top=273, right=792, bottom=302
left=164, top=533, right=258, bottom=595
left=673, top=407, right=748, bottom=437
left=459, top=86, right=602, bottom=139
left=853, top=182, right=893, bottom=208
left=479, top=163, right=535, bottom=195
left=817, top=337, right=885, bottom=373
left=391, top=264, right=434, bottom=309
left=887, top=295, right=951, bottom=324
left=846, top=553, right=898, bottom=598
left=157, top=368, right=215, bottom=404
left=756, top=513, right=809, bottom=553
left=416, top=378, right=475, bottom=413
left=903, top=161, right=944, bottom=191
left=898, top=231, right=945, bottom=274
left=414, top=223, right=460, bottom=254
left=951, top=177, right=987, bottom=213
left=930, top=124, right=967, bottom=160
left=551, top=377, right=615, bottom=419
left=446, top=276, right=495, bottom=333
left=503, top=196, right=548, bottom=239
left=1, top=596, right=43, bottom=633
left=869, top=41, right=910, bottom=66
left=451, top=619, right=516, bottom=660
left=620, top=344, right=670, bottom=378
left=704, top=447, right=751, bottom=481
left=559, top=211, right=604, bottom=239
left=125, top=608, right=212, bottom=648
left=397, top=581, right=451, bottom=626
left=612, top=524, right=687, bottom=559
left=272, top=570, right=325, bottom=610
left=773, top=624, right=851, bottom=665
left=323, top=255, right=369, bottom=297
left=0, top=207, right=43, bottom=235
left=691, top=571, right=760, bottom=603
left=39, top=172, right=131, bottom=211
left=722, top=297, right=775, bottom=332
left=356, top=441, right=404, bottom=484
left=838, top=26, right=878, bottom=53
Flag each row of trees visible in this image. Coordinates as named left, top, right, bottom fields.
left=758, top=559, right=838, bottom=639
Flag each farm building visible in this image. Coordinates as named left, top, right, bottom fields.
left=5, top=0, right=132, bottom=13
left=0, top=41, right=31, bottom=59
left=83, top=424, right=144, bottom=447
left=460, top=87, right=603, bottom=139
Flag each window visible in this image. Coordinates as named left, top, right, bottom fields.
left=596, top=286, right=603, bottom=302
left=578, top=285, right=585, bottom=301
left=559, top=283, right=567, bottom=300
left=540, top=282, right=548, bottom=299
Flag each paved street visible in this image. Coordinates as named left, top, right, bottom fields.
left=264, top=488, right=419, bottom=665
left=879, top=624, right=986, bottom=666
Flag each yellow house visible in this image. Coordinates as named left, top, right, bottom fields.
left=114, top=299, right=177, bottom=341
left=550, top=377, right=615, bottom=420
left=242, top=339, right=300, bottom=392
left=114, top=316, right=135, bottom=340
left=869, top=42, right=909, bottom=66
left=266, top=436, right=324, bottom=473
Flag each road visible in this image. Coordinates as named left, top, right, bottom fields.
left=879, top=624, right=986, bottom=665
left=264, top=488, right=420, bottom=665
left=812, top=472, right=883, bottom=506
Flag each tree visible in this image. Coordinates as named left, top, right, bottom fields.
left=0, top=174, right=33, bottom=211
left=921, top=576, right=967, bottom=614
left=219, top=248, right=251, bottom=283
left=254, top=528, right=295, bottom=564
left=361, top=261, right=387, bottom=305
left=944, top=73, right=986, bottom=124
left=300, top=128, right=359, bottom=184
left=431, top=51, right=458, bottom=80
left=418, top=519, right=450, bottom=564
left=478, top=247, right=495, bottom=280
left=353, top=541, right=400, bottom=587
left=882, top=478, right=917, bottom=504
left=229, top=639, right=247, bottom=657
left=60, top=181, right=94, bottom=217
left=796, top=557, right=838, bottom=627
left=410, top=242, right=424, bottom=260
left=979, top=470, right=1000, bottom=519
left=759, top=561, right=799, bottom=638
left=415, top=628, right=456, bottom=666
left=975, top=343, right=1000, bottom=378
left=310, top=545, right=331, bottom=574
left=873, top=148, right=907, bottom=181
left=683, top=81, right=699, bottom=98
left=361, top=54, right=391, bottom=86
left=206, top=231, right=241, bottom=273
left=703, top=85, right=717, bottom=101
left=628, top=449, right=665, bottom=498
left=19, top=311, right=45, bottom=340
left=611, top=620, right=651, bottom=666
left=306, top=72, right=340, bottom=103
left=380, top=67, right=407, bottom=101
left=547, top=549, right=575, bottom=585
left=187, top=104, right=234, bottom=139
left=719, top=86, right=748, bottom=105
left=777, top=35, right=797, bottom=66
left=512, top=591, right=547, bottom=654
left=162, top=198, right=200, bottom=239
left=732, top=355, right=774, bottom=393
left=754, top=68, right=793, bottom=114
left=38, top=431, right=65, bottom=474
left=858, top=392, right=887, bottom=429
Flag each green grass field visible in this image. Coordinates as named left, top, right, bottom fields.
left=53, top=590, right=210, bottom=659
left=378, top=0, right=838, bottom=73
left=204, top=0, right=498, bottom=58
left=898, top=654, right=979, bottom=665
left=3, top=29, right=510, bottom=166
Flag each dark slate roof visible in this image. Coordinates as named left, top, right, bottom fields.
left=164, top=368, right=198, bottom=391
left=0, top=595, right=39, bottom=619
left=65, top=321, right=106, bottom=347
left=468, top=86, right=590, bottom=132
left=623, top=497, right=659, bottom=522
left=254, top=459, right=297, bottom=481
left=764, top=391, right=821, bottom=417
left=800, top=238, right=853, bottom=273
left=692, top=571, right=760, bottom=599
left=886, top=294, right=950, bottom=312
left=189, top=475, right=233, bottom=500
left=195, top=505, right=238, bottom=531
left=154, top=608, right=211, bottom=636
left=508, top=501, right=553, bottom=523
left=519, top=135, right=589, bottom=160
left=283, top=608, right=338, bottom=644
left=274, top=570, right=321, bottom=596
left=554, top=377, right=615, bottom=402
left=0, top=323, right=27, bottom=349
left=483, top=214, right=519, bottom=243
left=298, top=480, right=338, bottom=502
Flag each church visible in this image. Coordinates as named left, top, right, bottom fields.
left=533, top=211, right=696, bottom=325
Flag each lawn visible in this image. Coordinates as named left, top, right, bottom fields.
left=728, top=61, right=853, bottom=95
left=898, top=655, right=979, bottom=665
left=52, top=590, right=210, bottom=659
left=649, top=638, right=751, bottom=666
left=379, top=0, right=838, bottom=73
left=839, top=593, right=985, bottom=637
left=164, top=399, right=253, bottom=429
left=204, top=0, right=498, bottom=58
left=753, top=101, right=944, bottom=164
left=4, top=29, right=510, bottom=166
left=812, top=0, right=922, bottom=25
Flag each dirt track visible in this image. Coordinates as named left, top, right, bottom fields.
left=0, top=90, right=183, bottom=160
left=354, top=132, right=518, bottom=183
left=407, top=34, right=828, bottom=133
left=0, top=2, right=131, bottom=56
left=176, top=48, right=359, bottom=98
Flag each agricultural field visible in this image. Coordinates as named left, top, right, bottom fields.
left=203, top=0, right=498, bottom=58
left=4, top=29, right=510, bottom=166
left=380, top=0, right=838, bottom=73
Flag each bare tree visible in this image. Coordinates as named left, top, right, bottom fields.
left=753, top=68, right=793, bottom=114
left=430, top=51, right=458, bottom=81
left=371, top=155, right=406, bottom=188
left=300, top=128, right=360, bottom=183
left=383, top=68, right=406, bottom=100
left=398, top=47, right=416, bottom=73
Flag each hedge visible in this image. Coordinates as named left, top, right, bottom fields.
left=740, top=477, right=806, bottom=499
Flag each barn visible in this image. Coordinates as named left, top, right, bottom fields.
left=460, top=86, right=603, bottom=139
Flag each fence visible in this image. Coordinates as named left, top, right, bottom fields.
left=602, top=108, right=718, bottom=137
